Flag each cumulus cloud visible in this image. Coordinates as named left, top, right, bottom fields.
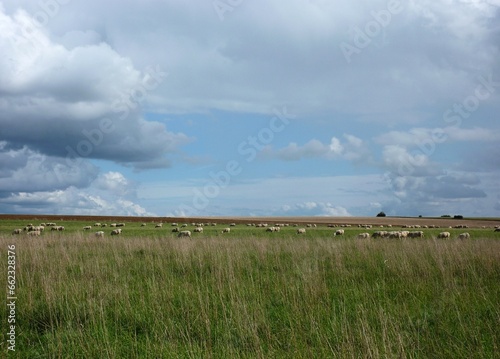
left=262, top=134, right=367, bottom=161
left=0, top=6, right=190, bottom=170
left=0, top=146, right=99, bottom=194
left=0, top=0, right=499, bottom=217
left=0, top=170, right=155, bottom=216
left=278, top=201, right=352, bottom=217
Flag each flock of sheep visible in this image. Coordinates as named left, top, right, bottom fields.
left=10, top=221, right=500, bottom=239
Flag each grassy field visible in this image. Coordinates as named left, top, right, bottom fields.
left=1, top=219, right=499, bottom=358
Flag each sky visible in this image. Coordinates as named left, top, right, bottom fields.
left=0, top=0, right=499, bottom=217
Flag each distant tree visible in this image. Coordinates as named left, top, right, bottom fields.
left=453, top=215, right=464, bottom=219
left=441, top=215, right=451, bottom=218
left=418, top=215, right=423, bottom=218
left=376, top=211, right=386, bottom=217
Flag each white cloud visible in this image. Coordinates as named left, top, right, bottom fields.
left=263, top=134, right=367, bottom=161
left=0, top=168, right=155, bottom=216
left=375, top=126, right=500, bottom=146
left=279, top=202, right=352, bottom=217
left=0, top=6, right=191, bottom=170
left=0, top=188, right=154, bottom=216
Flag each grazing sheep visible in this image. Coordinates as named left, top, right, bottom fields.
left=266, top=227, right=280, bottom=232
left=141, top=223, right=147, bottom=227
left=27, top=230, right=41, bottom=236
left=110, top=223, right=117, bottom=227
left=178, top=230, right=191, bottom=238
left=51, top=226, right=65, bottom=231
left=95, top=231, right=105, bottom=237
left=111, top=229, right=122, bottom=235
left=297, top=228, right=306, bottom=234
left=458, top=232, right=470, bottom=240
left=12, top=229, right=22, bottom=235
left=28, top=225, right=44, bottom=232
left=494, top=228, right=500, bottom=232
left=94, top=223, right=101, bottom=227
left=230, top=223, right=236, bottom=227
left=155, top=223, right=163, bottom=228
left=172, top=227, right=180, bottom=233
left=437, top=232, right=451, bottom=239
left=83, top=226, right=92, bottom=230
left=222, top=228, right=231, bottom=233
left=181, top=224, right=188, bottom=227
left=357, top=232, right=370, bottom=239
left=194, top=227, right=203, bottom=233
left=388, top=231, right=402, bottom=239
left=335, top=229, right=345, bottom=236
left=116, top=223, right=125, bottom=227
left=408, top=231, right=424, bottom=238
left=101, top=224, right=107, bottom=227
left=172, top=223, right=178, bottom=226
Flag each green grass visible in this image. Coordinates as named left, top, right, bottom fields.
left=0, top=219, right=499, bottom=357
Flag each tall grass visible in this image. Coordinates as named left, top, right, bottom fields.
left=1, top=233, right=499, bottom=358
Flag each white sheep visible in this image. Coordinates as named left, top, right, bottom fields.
left=388, top=231, right=402, bottom=239
left=155, top=223, right=163, bottom=228
left=372, top=231, right=388, bottom=238
left=357, top=232, right=370, bottom=239
left=111, top=229, right=122, bottom=235
left=222, top=228, right=231, bottom=233
left=194, top=227, right=203, bottom=233
left=95, top=231, right=105, bottom=237
left=297, top=228, right=306, bottom=234
left=27, top=230, right=41, bottom=236
left=437, top=232, right=451, bottom=239
left=12, top=229, right=22, bottom=235
left=408, top=231, right=424, bottom=238
left=83, top=226, right=92, bottom=230
left=178, top=230, right=191, bottom=238
left=458, top=232, right=470, bottom=239
left=335, top=229, right=345, bottom=236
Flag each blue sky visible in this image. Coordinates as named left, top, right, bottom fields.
left=0, top=0, right=499, bottom=217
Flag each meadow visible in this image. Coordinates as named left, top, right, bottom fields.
left=1, top=218, right=499, bottom=358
